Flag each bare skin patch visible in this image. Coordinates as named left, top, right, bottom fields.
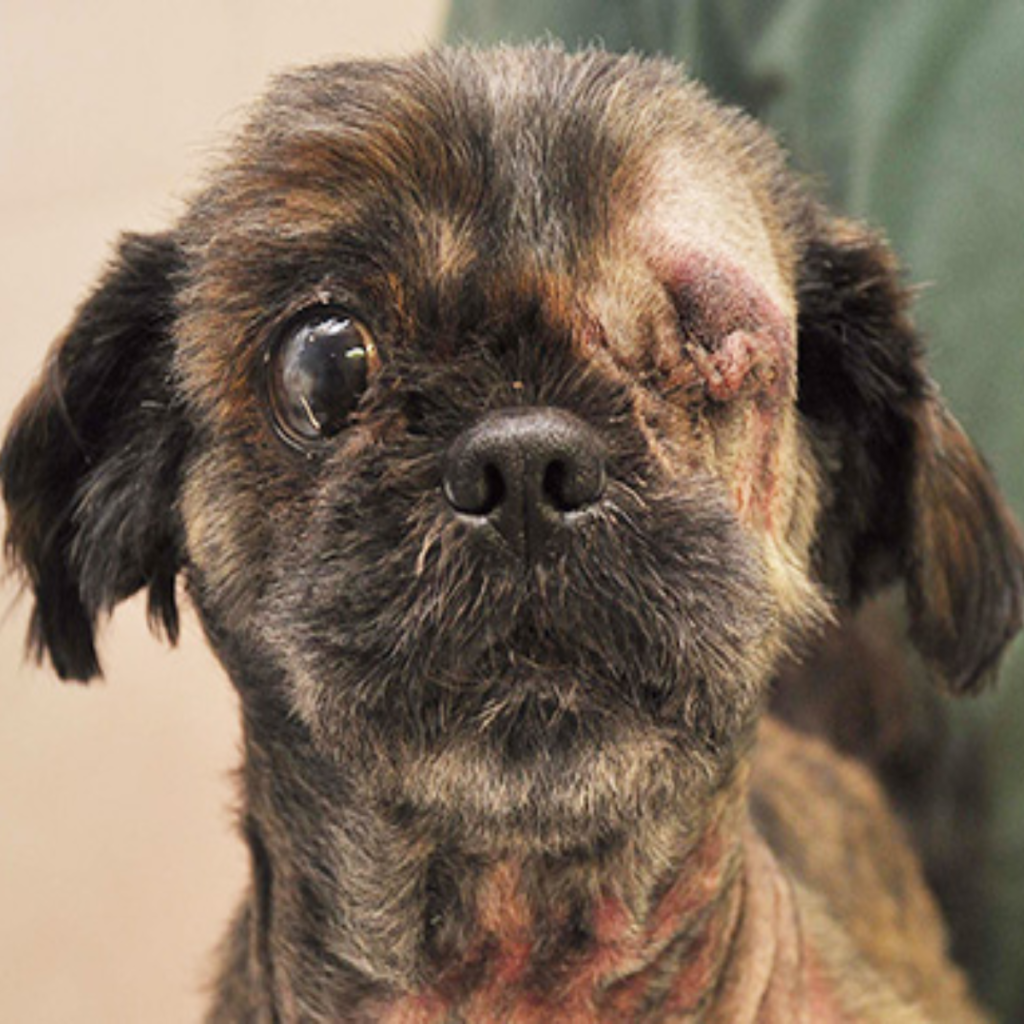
left=656, top=249, right=795, bottom=402
left=617, top=246, right=797, bottom=533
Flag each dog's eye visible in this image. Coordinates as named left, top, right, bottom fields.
left=267, top=309, right=379, bottom=444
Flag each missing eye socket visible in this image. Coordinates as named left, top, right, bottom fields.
left=266, top=307, right=379, bottom=447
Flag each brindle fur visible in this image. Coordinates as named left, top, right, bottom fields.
left=3, top=46, right=1023, bottom=1022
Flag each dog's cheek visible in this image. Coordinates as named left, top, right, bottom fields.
left=179, top=449, right=336, bottom=733
left=180, top=449, right=278, bottom=635
left=714, top=400, right=791, bottom=532
left=657, top=388, right=826, bottom=646
left=756, top=425, right=831, bottom=642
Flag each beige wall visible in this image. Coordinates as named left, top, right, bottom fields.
left=0, top=3, right=446, bottom=1020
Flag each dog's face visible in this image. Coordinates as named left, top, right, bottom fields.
left=3, top=48, right=1022, bottom=850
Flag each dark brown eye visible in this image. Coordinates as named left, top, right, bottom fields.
left=267, top=308, right=379, bottom=445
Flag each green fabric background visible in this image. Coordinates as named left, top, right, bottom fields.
left=449, top=2, right=1024, bottom=1016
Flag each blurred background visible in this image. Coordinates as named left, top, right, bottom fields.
left=0, top=3, right=445, bottom=1021
left=3, top=1, right=1023, bottom=1021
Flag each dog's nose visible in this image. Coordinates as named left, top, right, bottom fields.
left=443, top=408, right=606, bottom=557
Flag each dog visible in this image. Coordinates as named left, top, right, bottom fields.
left=3, top=46, right=1023, bottom=1022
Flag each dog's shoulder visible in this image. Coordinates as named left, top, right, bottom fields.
left=749, top=716, right=982, bottom=1021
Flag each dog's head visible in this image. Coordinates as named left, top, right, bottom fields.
left=4, top=47, right=1022, bottom=847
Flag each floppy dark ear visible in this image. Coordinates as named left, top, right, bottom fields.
left=1, top=232, right=189, bottom=681
left=797, top=214, right=1024, bottom=694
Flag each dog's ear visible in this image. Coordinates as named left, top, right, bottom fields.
left=797, top=214, right=1024, bottom=694
left=1, top=232, right=189, bottom=682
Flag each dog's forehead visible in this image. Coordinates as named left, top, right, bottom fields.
left=222, top=53, right=785, bottom=256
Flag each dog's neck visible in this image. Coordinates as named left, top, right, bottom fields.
left=372, top=798, right=751, bottom=1023
left=227, top=705, right=825, bottom=1022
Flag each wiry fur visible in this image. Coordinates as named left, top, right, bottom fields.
left=3, top=46, right=1023, bottom=1022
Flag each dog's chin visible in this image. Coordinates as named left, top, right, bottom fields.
left=275, top=576, right=781, bottom=843
left=384, top=699, right=725, bottom=853
left=298, top=635, right=764, bottom=853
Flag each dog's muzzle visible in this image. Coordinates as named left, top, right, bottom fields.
left=442, top=407, right=607, bottom=561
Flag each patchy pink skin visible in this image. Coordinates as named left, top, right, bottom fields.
left=661, top=250, right=792, bottom=350
left=686, top=329, right=780, bottom=404
left=653, top=249, right=797, bottom=532
left=373, top=818, right=859, bottom=1023
left=802, top=951, right=859, bottom=1024
left=656, top=248, right=794, bottom=405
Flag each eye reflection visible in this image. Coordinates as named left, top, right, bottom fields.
left=268, top=309, right=378, bottom=445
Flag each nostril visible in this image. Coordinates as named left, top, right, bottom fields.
left=443, top=457, right=507, bottom=516
left=543, top=456, right=606, bottom=513
left=543, top=460, right=577, bottom=512
left=543, top=460, right=569, bottom=511
left=477, top=463, right=505, bottom=516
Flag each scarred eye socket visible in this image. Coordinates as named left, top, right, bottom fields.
left=267, top=308, right=379, bottom=445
